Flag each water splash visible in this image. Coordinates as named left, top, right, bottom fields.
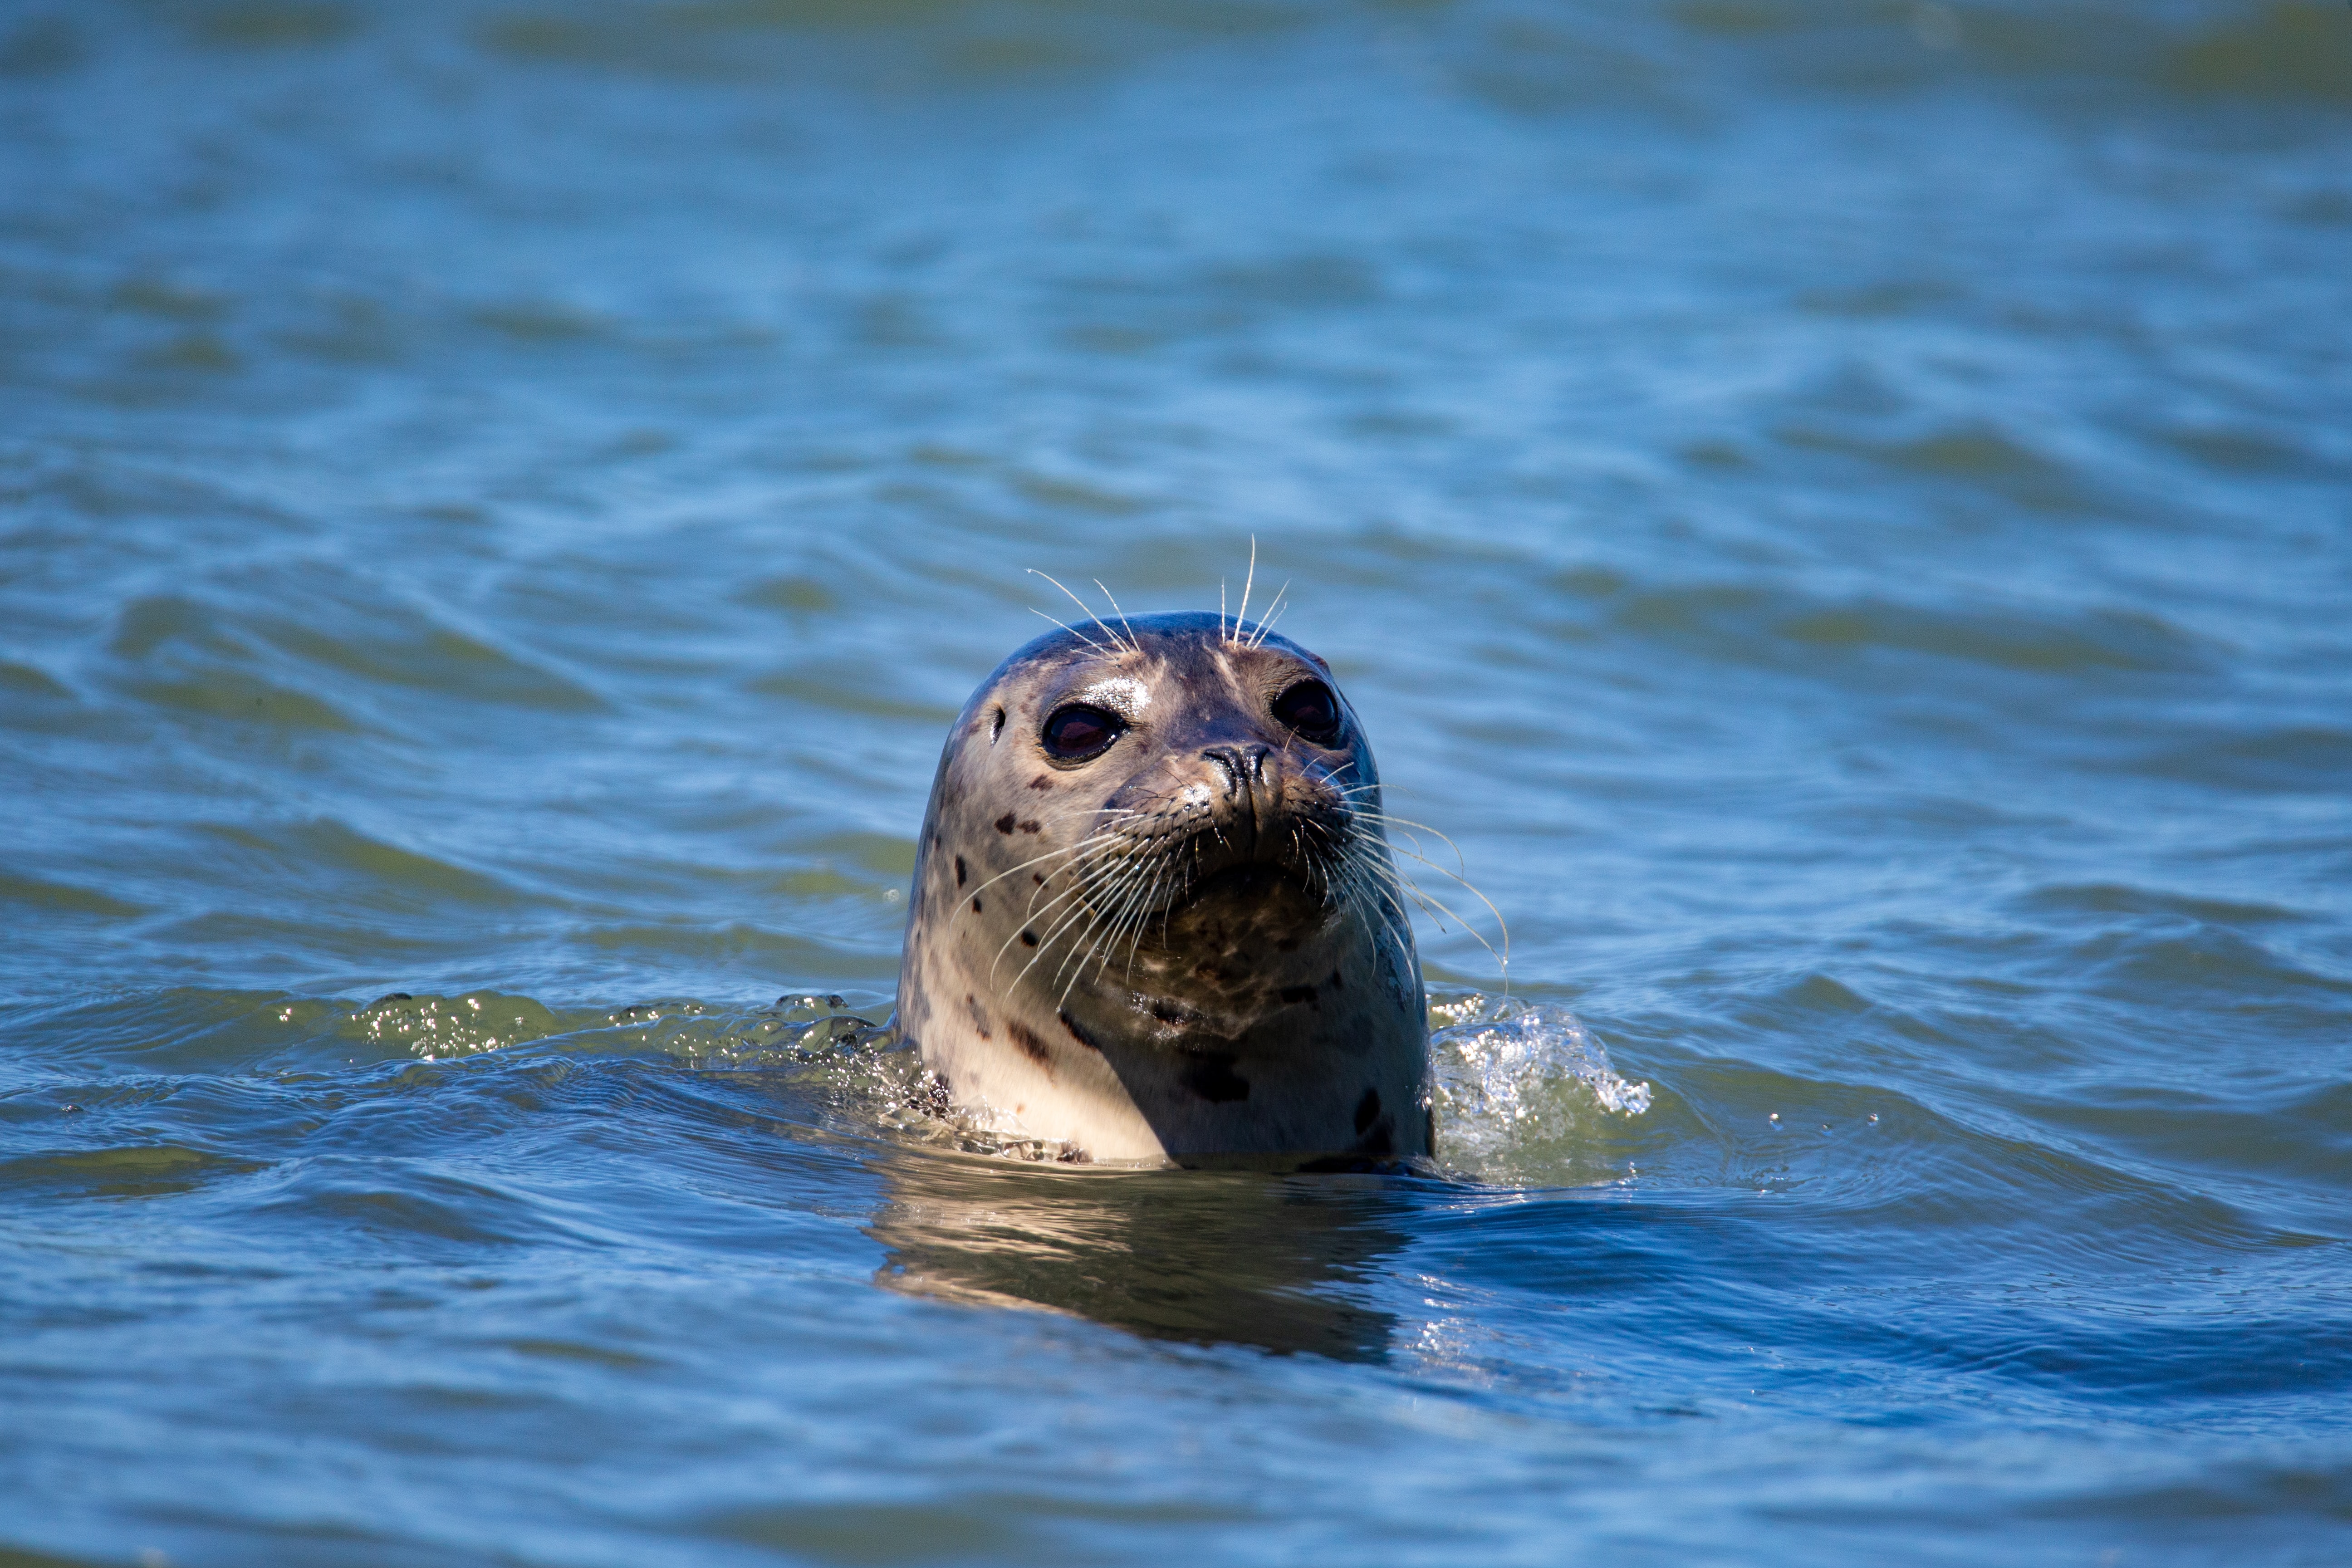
left=339, top=990, right=1654, bottom=1176
left=1428, top=993, right=1651, bottom=1186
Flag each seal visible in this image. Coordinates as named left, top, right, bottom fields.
left=895, top=608, right=1429, bottom=1165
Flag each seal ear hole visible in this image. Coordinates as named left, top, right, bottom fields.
left=1272, top=678, right=1341, bottom=742
left=990, top=706, right=1006, bottom=744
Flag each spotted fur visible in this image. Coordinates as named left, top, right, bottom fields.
left=895, top=612, right=1429, bottom=1164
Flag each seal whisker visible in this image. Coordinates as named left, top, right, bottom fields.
left=1346, top=808, right=1473, bottom=876
left=1334, top=847, right=1419, bottom=966
left=1120, top=858, right=1173, bottom=979
left=1246, top=580, right=1291, bottom=649
left=1009, top=841, right=1120, bottom=930
left=1118, top=841, right=1185, bottom=974
left=1048, top=848, right=1164, bottom=1001
left=985, top=837, right=1137, bottom=980
left=1010, top=872, right=1121, bottom=992
left=1229, top=536, right=1258, bottom=648
left=1026, top=604, right=1110, bottom=655
left=1340, top=835, right=1509, bottom=983
left=1092, top=578, right=1141, bottom=656
left=1026, top=568, right=1129, bottom=656
left=964, top=810, right=1143, bottom=902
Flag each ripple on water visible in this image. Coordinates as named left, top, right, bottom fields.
left=1, top=1, right=2348, bottom=1553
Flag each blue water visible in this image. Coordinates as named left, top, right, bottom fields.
left=5, top=1, right=2351, bottom=1562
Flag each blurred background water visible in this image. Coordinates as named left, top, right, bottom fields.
left=4, top=1, right=2350, bottom=1563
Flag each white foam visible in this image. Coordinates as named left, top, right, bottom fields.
left=1428, top=994, right=1651, bottom=1184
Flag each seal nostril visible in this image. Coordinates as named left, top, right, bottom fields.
left=1201, top=745, right=1251, bottom=797
left=1212, top=755, right=1236, bottom=794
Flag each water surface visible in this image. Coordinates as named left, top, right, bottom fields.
left=4, top=1, right=2351, bottom=1563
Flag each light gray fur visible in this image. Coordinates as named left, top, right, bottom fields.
left=895, top=611, right=1428, bottom=1165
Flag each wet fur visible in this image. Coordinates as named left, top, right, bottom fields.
left=896, top=611, right=1429, bottom=1164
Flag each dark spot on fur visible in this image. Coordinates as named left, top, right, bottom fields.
left=1275, top=937, right=1299, bottom=952
left=1028, top=774, right=1053, bottom=791
left=970, top=895, right=984, bottom=914
left=994, top=813, right=1016, bottom=834
left=1354, top=1088, right=1382, bottom=1134
left=1008, top=1019, right=1052, bottom=1070
left=1020, top=930, right=1039, bottom=948
left=963, top=994, right=992, bottom=1040
left=1279, top=984, right=1317, bottom=1008
left=954, top=856, right=967, bottom=887
left=1357, top=1117, right=1395, bottom=1156
left=1033, top=872, right=1046, bottom=885
left=1058, top=1010, right=1104, bottom=1053
left=1328, top=968, right=1343, bottom=991
left=1180, top=1052, right=1250, bottom=1102
left=1018, top=818, right=1041, bottom=833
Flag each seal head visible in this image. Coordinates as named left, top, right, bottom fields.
left=897, top=611, right=1427, bottom=1164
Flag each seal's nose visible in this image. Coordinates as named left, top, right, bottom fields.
left=1200, top=744, right=1269, bottom=798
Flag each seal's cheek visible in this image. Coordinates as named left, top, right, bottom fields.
left=1179, top=1054, right=1250, bottom=1102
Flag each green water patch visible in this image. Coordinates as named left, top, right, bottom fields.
left=1662, top=1, right=2352, bottom=105
left=739, top=574, right=841, bottom=616
left=108, top=581, right=603, bottom=716
left=1779, top=422, right=2103, bottom=516
left=747, top=666, right=961, bottom=723
left=2165, top=3, right=2352, bottom=100
left=573, top=921, right=902, bottom=981
left=4, top=990, right=349, bottom=1076
left=249, top=1161, right=583, bottom=1250
left=2118, top=723, right=2352, bottom=795
left=1, top=1142, right=269, bottom=1201
left=253, top=604, right=603, bottom=712
left=2021, top=882, right=2314, bottom=930
left=186, top=3, right=361, bottom=50
left=0, top=15, right=83, bottom=78
left=0, top=661, right=73, bottom=701
left=1778, top=599, right=2207, bottom=676
left=1589, top=574, right=2212, bottom=683
left=120, top=672, right=355, bottom=733
left=0, top=872, right=144, bottom=920
left=105, top=594, right=365, bottom=734
left=0, top=1542, right=107, bottom=1568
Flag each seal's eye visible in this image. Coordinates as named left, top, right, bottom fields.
left=1271, top=679, right=1341, bottom=742
left=1041, top=703, right=1123, bottom=762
